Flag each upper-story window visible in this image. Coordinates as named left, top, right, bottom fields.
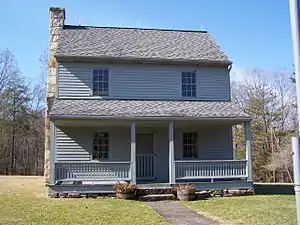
left=93, top=68, right=109, bottom=96
left=182, top=71, right=196, bottom=97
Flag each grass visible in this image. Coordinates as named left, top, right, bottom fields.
left=182, top=195, right=297, bottom=225
left=0, top=176, right=167, bottom=225
left=0, top=177, right=297, bottom=225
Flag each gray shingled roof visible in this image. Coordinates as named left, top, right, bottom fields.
left=49, top=99, right=250, bottom=120
left=56, top=26, right=231, bottom=64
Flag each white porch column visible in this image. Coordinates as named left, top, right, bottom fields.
left=169, top=121, right=175, bottom=184
left=50, top=121, right=56, bottom=185
left=130, top=122, right=136, bottom=184
left=245, top=121, right=253, bottom=181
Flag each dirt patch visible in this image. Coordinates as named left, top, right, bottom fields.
left=0, top=176, right=46, bottom=196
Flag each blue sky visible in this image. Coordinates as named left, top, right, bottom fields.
left=0, top=0, right=293, bottom=82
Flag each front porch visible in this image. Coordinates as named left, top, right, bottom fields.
left=49, top=119, right=253, bottom=191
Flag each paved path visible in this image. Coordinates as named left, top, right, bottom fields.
left=147, top=201, right=217, bottom=225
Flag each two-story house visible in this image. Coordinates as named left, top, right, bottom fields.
left=45, top=7, right=253, bottom=195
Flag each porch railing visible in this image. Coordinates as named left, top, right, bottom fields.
left=55, top=161, right=131, bottom=181
left=136, top=154, right=155, bottom=180
left=175, top=160, right=247, bottom=180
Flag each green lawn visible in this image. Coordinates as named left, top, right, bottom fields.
left=0, top=177, right=297, bottom=225
left=0, top=176, right=167, bottom=225
left=182, top=195, right=297, bottom=225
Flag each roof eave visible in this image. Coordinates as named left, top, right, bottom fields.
left=55, top=55, right=232, bottom=66
left=49, top=114, right=250, bottom=122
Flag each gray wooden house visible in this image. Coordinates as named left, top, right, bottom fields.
left=46, top=7, right=253, bottom=194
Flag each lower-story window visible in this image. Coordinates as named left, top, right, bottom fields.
left=93, top=132, right=109, bottom=159
left=183, top=132, right=198, bottom=158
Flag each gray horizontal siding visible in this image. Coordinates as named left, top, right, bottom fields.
left=57, top=61, right=230, bottom=100
left=57, top=63, right=91, bottom=97
left=174, top=125, right=233, bottom=160
left=56, top=127, right=91, bottom=161
left=110, top=65, right=180, bottom=99
left=198, top=67, right=230, bottom=100
left=55, top=126, right=131, bottom=162
left=198, top=126, right=233, bottom=160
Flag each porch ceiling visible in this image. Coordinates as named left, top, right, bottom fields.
left=50, top=99, right=250, bottom=122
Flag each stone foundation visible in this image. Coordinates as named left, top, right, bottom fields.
left=48, top=187, right=255, bottom=199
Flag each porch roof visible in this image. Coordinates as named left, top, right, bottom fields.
left=49, top=99, right=250, bottom=121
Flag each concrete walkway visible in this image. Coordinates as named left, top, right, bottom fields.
left=147, top=201, right=217, bottom=225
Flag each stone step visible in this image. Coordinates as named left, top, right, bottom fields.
left=137, top=187, right=174, bottom=196
left=139, top=194, right=176, bottom=201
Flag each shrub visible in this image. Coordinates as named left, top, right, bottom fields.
left=175, top=185, right=196, bottom=191
left=113, top=183, right=137, bottom=193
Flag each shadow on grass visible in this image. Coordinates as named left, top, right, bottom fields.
left=254, top=183, right=295, bottom=195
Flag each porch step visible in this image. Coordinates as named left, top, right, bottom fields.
left=139, top=194, right=176, bottom=201
left=137, top=183, right=171, bottom=189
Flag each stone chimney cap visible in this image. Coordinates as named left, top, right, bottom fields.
left=50, top=7, right=65, bottom=12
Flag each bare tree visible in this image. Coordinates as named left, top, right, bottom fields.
left=0, top=49, right=19, bottom=93
left=232, top=69, right=296, bottom=182
left=0, top=49, right=46, bottom=175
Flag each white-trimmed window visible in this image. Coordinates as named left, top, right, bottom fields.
left=93, top=68, right=109, bottom=96
left=183, top=132, right=198, bottom=158
left=182, top=71, right=196, bottom=97
left=93, top=132, right=109, bottom=159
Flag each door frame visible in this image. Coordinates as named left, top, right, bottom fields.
left=136, top=132, right=156, bottom=181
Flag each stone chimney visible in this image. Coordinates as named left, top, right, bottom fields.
left=44, top=7, right=65, bottom=185
left=48, top=7, right=65, bottom=96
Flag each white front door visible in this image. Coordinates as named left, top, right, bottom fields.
left=136, top=133, right=155, bottom=180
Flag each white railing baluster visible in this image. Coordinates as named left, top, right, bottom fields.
left=136, top=153, right=155, bottom=180
left=54, top=161, right=131, bottom=181
left=174, top=160, right=248, bottom=180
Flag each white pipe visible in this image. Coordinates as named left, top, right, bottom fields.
left=293, top=137, right=300, bottom=225
left=290, top=0, right=300, bottom=133
left=290, top=0, right=300, bottom=224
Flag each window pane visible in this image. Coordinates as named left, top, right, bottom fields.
left=104, top=70, right=108, bottom=81
left=192, top=74, right=196, bottom=83
left=191, top=90, right=196, bottom=97
left=186, top=76, right=191, bottom=83
left=93, top=82, right=98, bottom=90
left=93, top=74, right=99, bottom=81
left=93, top=152, right=98, bottom=159
left=183, top=148, right=188, bottom=157
left=93, top=69, right=109, bottom=96
left=183, top=132, right=197, bottom=158
left=101, top=146, right=108, bottom=152
left=103, top=82, right=108, bottom=91
left=93, top=69, right=98, bottom=76
left=182, top=72, right=196, bottom=97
